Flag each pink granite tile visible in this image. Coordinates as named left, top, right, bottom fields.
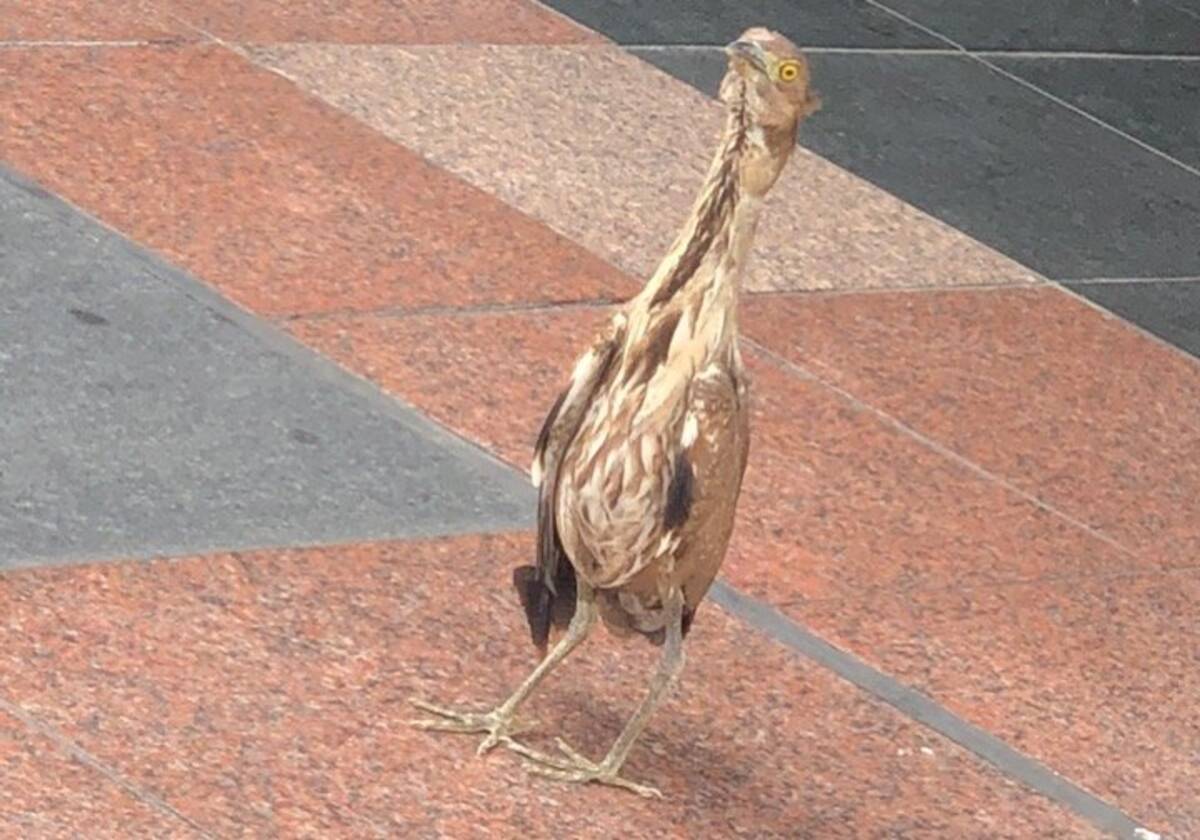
left=743, top=287, right=1200, bottom=568
left=0, top=707, right=199, bottom=837
left=287, top=307, right=1137, bottom=606
left=251, top=43, right=1041, bottom=293
left=0, top=45, right=632, bottom=317
left=0, top=0, right=186, bottom=41
left=809, top=572, right=1200, bottom=838
left=159, top=0, right=599, bottom=44
left=0, top=537, right=1099, bottom=837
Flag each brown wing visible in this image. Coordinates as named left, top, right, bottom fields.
left=673, top=363, right=750, bottom=623
left=589, top=361, right=750, bottom=643
left=512, top=314, right=625, bottom=652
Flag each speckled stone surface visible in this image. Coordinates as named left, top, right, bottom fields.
left=743, top=287, right=1200, bottom=568
left=158, top=0, right=599, bottom=44
left=286, top=307, right=1138, bottom=602
left=0, top=537, right=1100, bottom=838
left=0, top=45, right=633, bottom=316
left=287, top=304, right=1194, bottom=834
left=0, top=0, right=186, bottom=41
left=251, top=44, right=1043, bottom=293
left=828, top=572, right=1200, bottom=837
left=0, top=708, right=198, bottom=838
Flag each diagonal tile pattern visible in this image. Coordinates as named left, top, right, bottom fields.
left=637, top=46, right=1200, bottom=281
left=0, top=166, right=531, bottom=569
left=253, top=43, right=1041, bottom=292
left=742, top=288, right=1200, bottom=568
left=0, top=536, right=1102, bottom=838
left=0, top=45, right=632, bottom=317
left=1066, top=279, right=1200, bottom=358
left=155, top=0, right=598, bottom=44
left=0, top=0, right=1196, bottom=836
left=0, top=708, right=200, bottom=838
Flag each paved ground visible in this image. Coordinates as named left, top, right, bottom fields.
left=0, top=1, right=1197, bottom=838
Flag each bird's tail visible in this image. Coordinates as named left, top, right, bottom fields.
left=512, top=559, right=577, bottom=657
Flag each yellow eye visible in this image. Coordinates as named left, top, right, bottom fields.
left=778, top=62, right=800, bottom=82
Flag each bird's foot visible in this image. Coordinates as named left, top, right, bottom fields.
left=507, top=737, right=663, bottom=799
left=408, top=697, right=535, bottom=755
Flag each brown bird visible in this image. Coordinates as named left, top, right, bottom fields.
left=411, top=27, right=820, bottom=797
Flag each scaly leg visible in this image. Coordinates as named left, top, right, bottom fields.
left=511, top=588, right=687, bottom=798
left=409, top=578, right=597, bottom=755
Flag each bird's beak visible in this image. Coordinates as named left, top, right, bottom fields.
left=725, top=39, right=769, bottom=74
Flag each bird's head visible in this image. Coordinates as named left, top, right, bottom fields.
left=721, top=27, right=821, bottom=129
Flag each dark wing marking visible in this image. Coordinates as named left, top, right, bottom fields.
left=663, top=450, right=694, bottom=530
left=515, top=325, right=623, bottom=653
left=533, top=387, right=568, bottom=473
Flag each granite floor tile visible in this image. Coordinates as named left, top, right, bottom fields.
left=990, top=57, right=1200, bottom=172
left=0, top=537, right=1101, bottom=838
left=533, top=0, right=941, bottom=48
left=0, top=708, right=200, bottom=838
left=0, top=163, right=531, bottom=569
left=0, top=0, right=186, bottom=42
left=885, top=0, right=1200, bottom=54
left=638, top=47, right=1200, bottom=281
left=252, top=44, right=1039, bottom=293
left=287, top=307, right=1138, bottom=606
left=743, top=286, right=1200, bottom=568
left=0, top=45, right=631, bottom=316
left=1066, top=279, right=1200, bottom=360
left=809, top=571, right=1200, bottom=838
left=156, top=0, right=598, bottom=44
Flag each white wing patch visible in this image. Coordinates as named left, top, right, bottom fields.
left=681, top=412, right=699, bottom=448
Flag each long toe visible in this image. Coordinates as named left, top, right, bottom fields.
left=408, top=697, right=534, bottom=753
left=509, top=738, right=663, bottom=799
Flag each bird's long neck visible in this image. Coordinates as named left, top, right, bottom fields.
left=638, top=88, right=787, bottom=316
left=639, top=103, right=754, bottom=312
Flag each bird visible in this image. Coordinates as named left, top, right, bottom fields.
left=410, top=26, right=820, bottom=798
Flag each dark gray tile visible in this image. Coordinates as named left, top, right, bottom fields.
left=884, top=0, right=1200, bottom=53
left=991, top=57, right=1200, bottom=171
left=1066, top=280, right=1200, bottom=359
left=537, top=0, right=942, bottom=48
left=0, top=168, right=533, bottom=570
left=632, top=47, right=1200, bottom=280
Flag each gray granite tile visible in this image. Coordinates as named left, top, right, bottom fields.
left=536, top=0, right=942, bottom=48
left=992, top=56, right=1200, bottom=171
left=634, top=47, right=1200, bottom=280
left=0, top=167, right=532, bottom=569
left=885, top=0, right=1200, bottom=53
left=1067, top=280, right=1200, bottom=359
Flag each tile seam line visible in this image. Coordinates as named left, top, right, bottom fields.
left=614, top=44, right=1200, bottom=60
left=0, top=697, right=216, bottom=838
left=855, top=0, right=1200, bottom=180
left=1056, top=281, right=1200, bottom=371
left=706, top=582, right=1148, bottom=839
left=741, top=336, right=1141, bottom=561
left=783, top=560, right=1200, bottom=608
left=1067, top=275, right=1200, bottom=285
left=0, top=39, right=193, bottom=48
left=271, top=280, right=1048, bottom=322
left=0, top=164, right=530, bottom=495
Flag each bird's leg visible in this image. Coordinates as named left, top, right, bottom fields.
left=511, top=588, right=686, bottom=799
left=409, top=579, right=598, bottom=755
